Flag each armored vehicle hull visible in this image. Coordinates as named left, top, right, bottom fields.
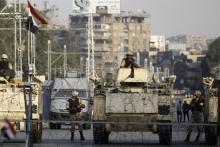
left=92, top=68, right=175, bottom=145
left=0, top=80, right=43, bottom=143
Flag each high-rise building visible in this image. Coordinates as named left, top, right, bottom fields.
left=186, top=35, right=208, bottom=50
left=167, top=35, right=208, bottom=51
left=69, top=11, right=150, bottom=76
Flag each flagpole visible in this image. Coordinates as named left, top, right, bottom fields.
left=27, top=24, right=30, bottom=82
left=33, top=34, right=36, bottom=76
left=30, top=32, right=33, bottom=79
left=31, top=32, right=33, bottom=65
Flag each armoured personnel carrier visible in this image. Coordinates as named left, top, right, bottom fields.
left=0, top=77, right=43, bottom=143
left=92, top=67, right=175, bottom=145
left=202, top=77, right=218, bottom=145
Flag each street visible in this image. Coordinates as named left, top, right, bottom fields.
left=0, top=126, right=216, bottom=147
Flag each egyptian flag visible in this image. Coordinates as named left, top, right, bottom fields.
left=26, top=1, right=48, bottom=33
left=1, top=119, right=16, bottom=140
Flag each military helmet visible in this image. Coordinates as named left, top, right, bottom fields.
left=1, top=54, right=8, bottom=60
left=72, top=91, right=79, bottom=96
left=126, top=52, right=133, bottom=56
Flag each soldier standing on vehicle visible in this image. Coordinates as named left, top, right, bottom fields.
left=176, top=101, right=182, bottom=122
left=183, top=100, right=190, bottom=122
left=67, top=91, right=85, bottom=141
left=0, top=54, right=15, bottom=81
left=120, top=53, right=139, bottom=78
left=184, top=90, right=204, bottom=142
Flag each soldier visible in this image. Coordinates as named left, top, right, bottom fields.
left=120, top=53, right=139, bottom=78
left=67, top=91, right=85, bottom=141
left=0, top=54, right=15, bottom=81
left=184, top=90, right=204, bottom=142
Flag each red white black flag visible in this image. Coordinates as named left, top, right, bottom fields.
left=1, top=119, right=16, bottom=140
left=26, top=1, right=48, bottom=33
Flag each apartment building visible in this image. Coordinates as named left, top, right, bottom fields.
left=69, top=11, right=150, bottom=76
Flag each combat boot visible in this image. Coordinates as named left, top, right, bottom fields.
left=184, top=132, right=191, bottom=142
left=71, top=132, right=74, bottom=141
left=79, top=131, right=85, bottom=141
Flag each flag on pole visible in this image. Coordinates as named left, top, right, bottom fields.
left=26, top=0, right=48, bottom=33
left=26, top=9, right=38, bottom=33
left=0, top=119, right=16, bottom=140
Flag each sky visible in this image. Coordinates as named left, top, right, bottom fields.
left=17, top=0, right=220, bottom=38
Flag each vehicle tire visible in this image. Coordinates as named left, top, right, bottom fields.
left=49, top=123, right=55, bottom=129
left=56, top=124, right=61, bottom=129
left=158, top=123, right=172, bottom=145
left=32, top=121, right=42, bottom=143
left=93, top=123, right=109, bottom=144
left=205, top=125, right=217, bottom=145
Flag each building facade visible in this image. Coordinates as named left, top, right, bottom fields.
left=150, top=35, right=166, bottom=52
left=69, top=11, right=150, bottom=76
left=167, top=35, right=208, bottom=51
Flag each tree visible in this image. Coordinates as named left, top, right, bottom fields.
left=0, top=0, right=7, bottom=9
left=201, top=37, right=220, bottom=76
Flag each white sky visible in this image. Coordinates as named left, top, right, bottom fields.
left=14, top=0, right=220, bottom=38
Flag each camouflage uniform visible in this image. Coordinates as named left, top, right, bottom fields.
left=69, top=112, right=83, bottom=132
left=0, top=54, right=15, bottom=81
left=121, top=54, right=139, bottom=78
left=184, top=91, right=204, bottom=142
left=68, top=92, right=85, bottom=141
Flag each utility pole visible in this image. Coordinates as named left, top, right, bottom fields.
left=144, top=58, right=148, bottom=69
left=47, top=40, right=51, bottom=80
left=87, top=10, right=95, bottom=82
left=63, top=44, right=67, bottom=78
left=18, top=0, right=23, bottom=80
left=80, top=57, right=84, bottom=77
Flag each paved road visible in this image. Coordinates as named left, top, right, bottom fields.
left=0, top=126, right=216, bottom=147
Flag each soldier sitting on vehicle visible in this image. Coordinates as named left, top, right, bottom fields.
left=120, top=53, right=139, bottom=78
left=184, top=90, right=204, bottom=142
left=67, top=91, right=85, bottom=141
left=0, top=54, right=15, bottom=82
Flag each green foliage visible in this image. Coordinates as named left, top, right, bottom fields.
left=201, top=37, right=220, bottom=76
left=0, top=2, right=79, bottom=79
left=0, top=2, right=51, bottom=80
left=35, top=30, right=51, bottom=74
left=0, top=0, right=7, bottom=9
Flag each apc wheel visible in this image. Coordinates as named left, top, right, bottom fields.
left=49, top=123, right=55, bottom=129
left=56, top=124, right=61, bottom=129
left=205, top=126, right=217, bottom=145
left=158, top=123, right=172, bottom=145
left=32, top=121, right=42, bottom=143
left=93, top=124, right=109, bottom=144
left=49, top=123, right=61, bottom=129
